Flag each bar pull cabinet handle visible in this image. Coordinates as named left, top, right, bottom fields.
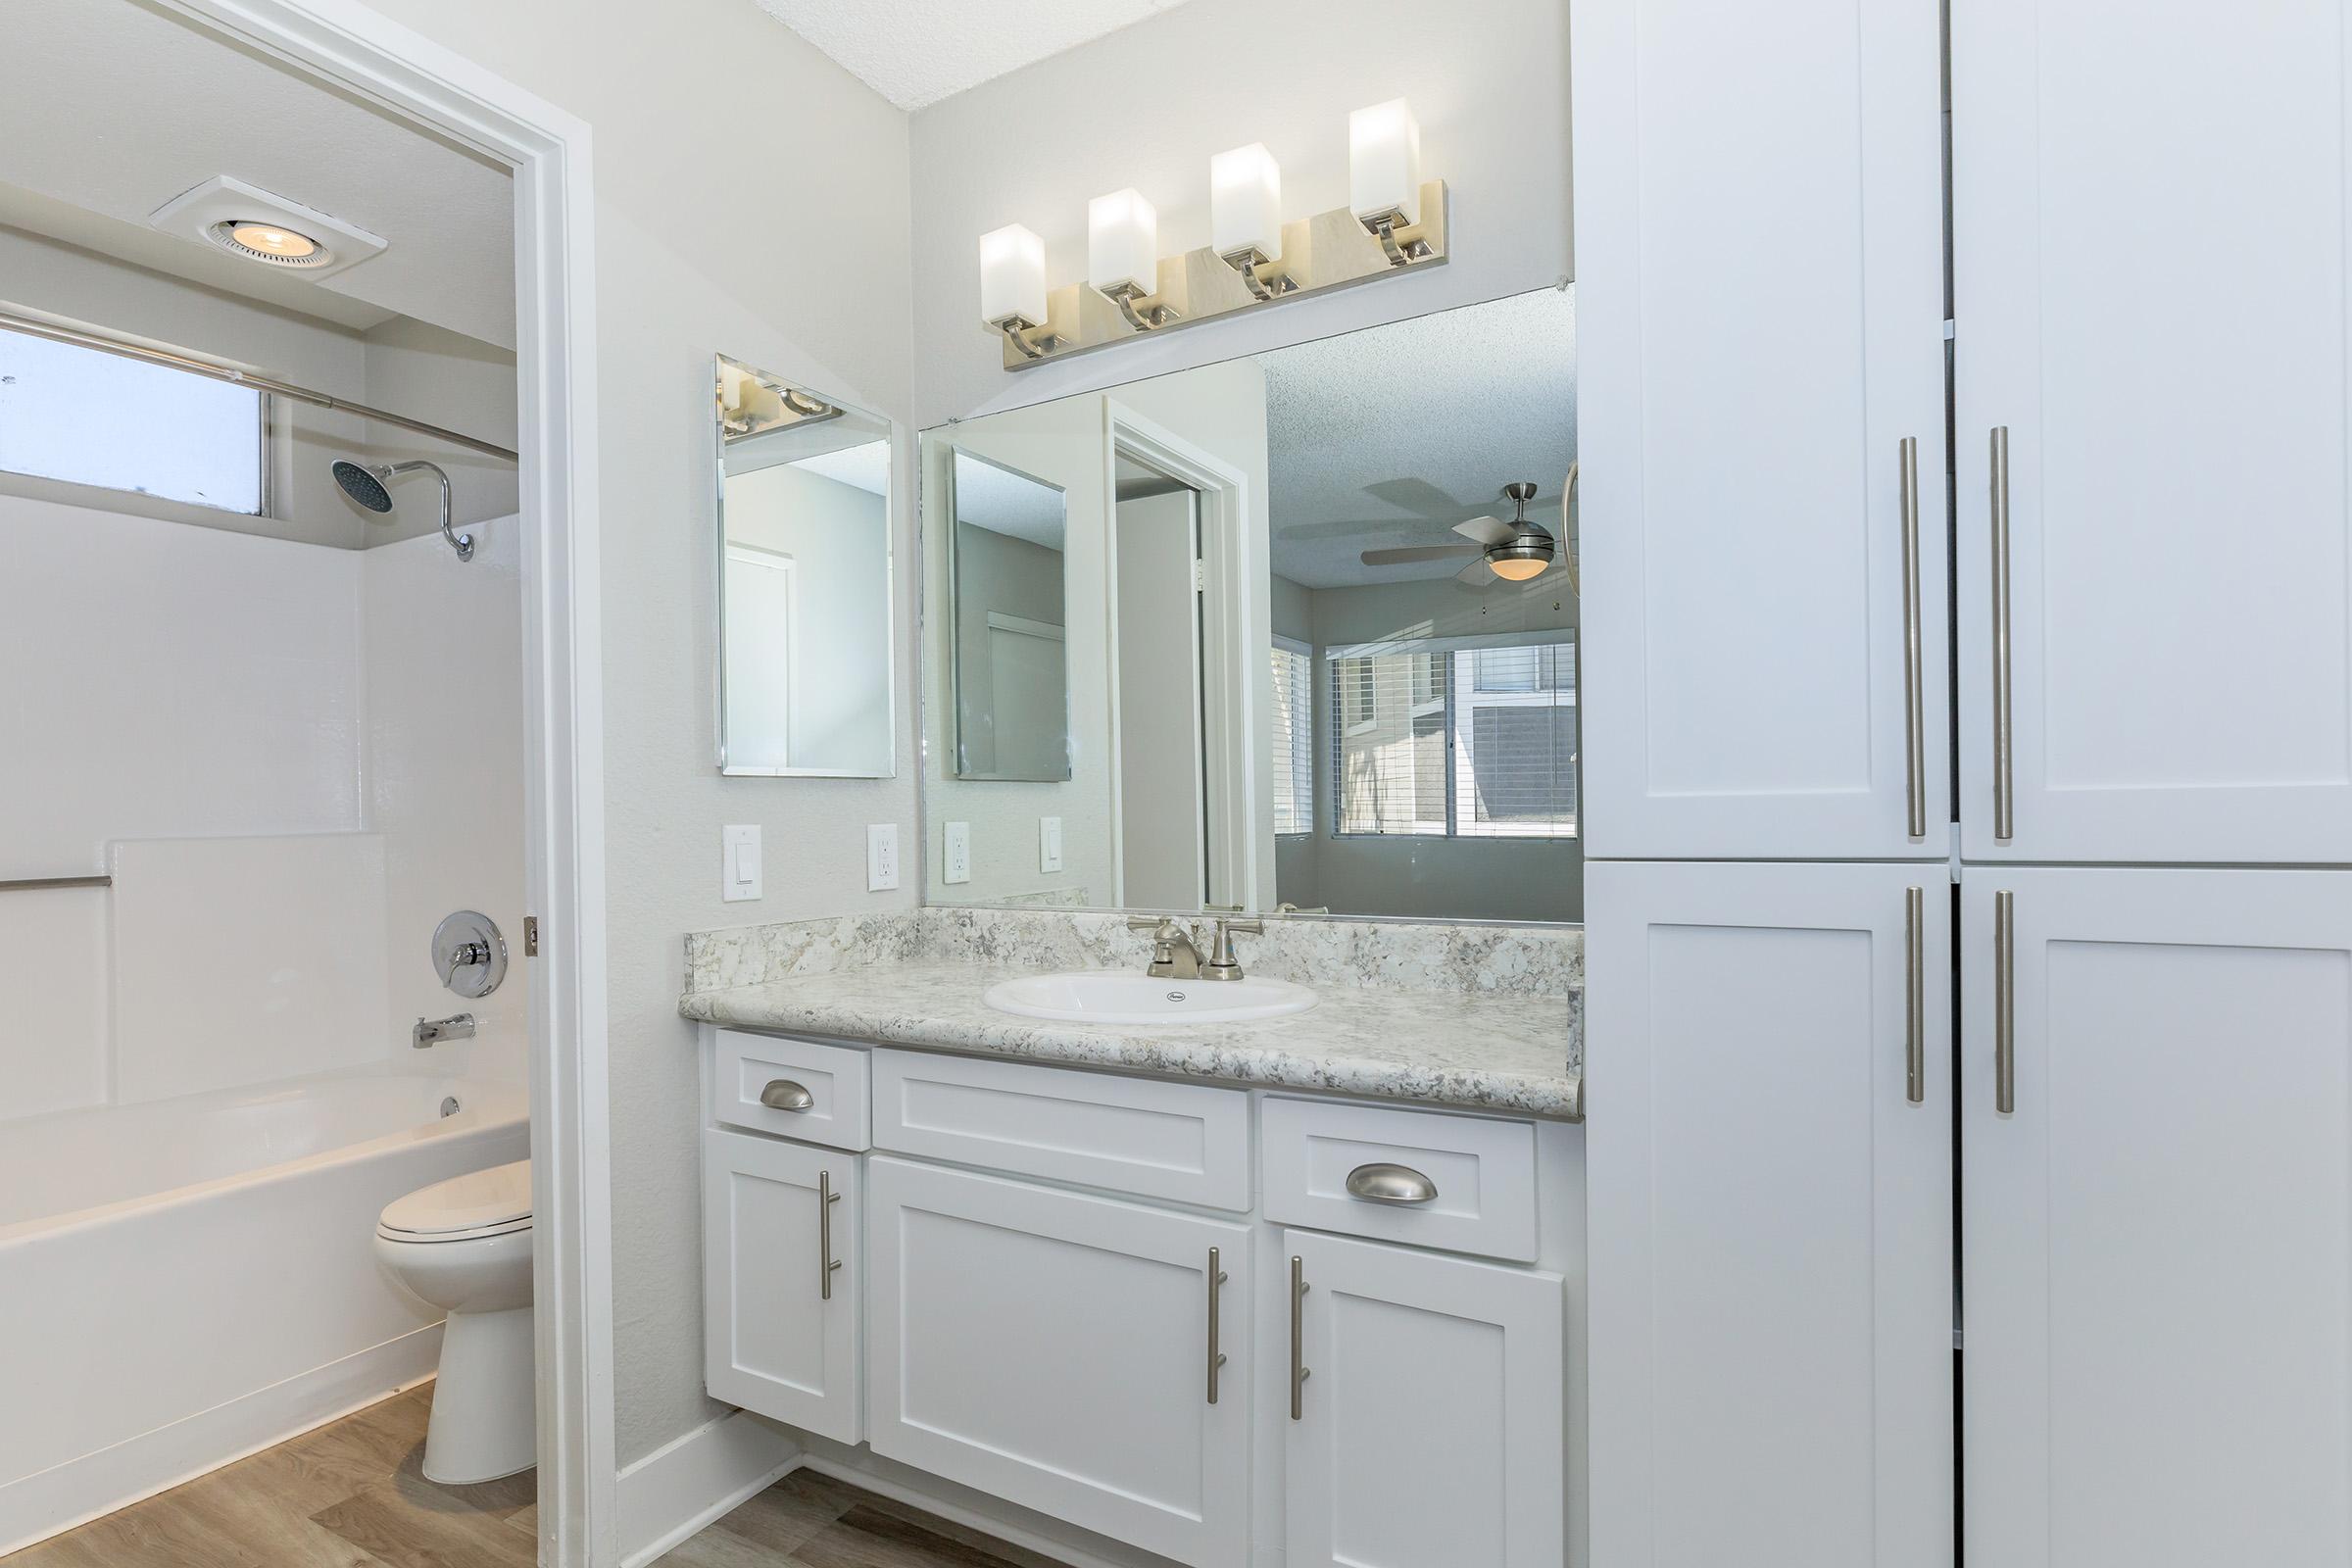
left=1994, top=891, right=2016, bottom=1114
left=817, top=1170, right=845, bottom=1300
left=1905, top=886, right=1926, bottom=1104
left=1346, top=1162, right=1439, bottom=1204
left=1290, top=1255, right=1311, bottom=1421
left=1900, top=435, right=1927, bottom=840
left=1989, top=426, right=2016, bottom=843
left=1205, top=1248, right=1229, bottom=1404
left=760, top=1079, right=814, bottom=1111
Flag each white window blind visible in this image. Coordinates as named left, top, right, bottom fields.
left=1270, top=639, right=1313, bottom=835
left=1329, top=633, right=1576, bottom=839
left=0, top=325, right=265, bottom=514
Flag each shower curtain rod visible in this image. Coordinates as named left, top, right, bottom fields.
left=0, top=309, right=519, bottom=463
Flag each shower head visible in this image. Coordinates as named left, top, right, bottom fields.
left=331, top=460, right=394, bottom=514
left=329, top=458, right=471, bottom=561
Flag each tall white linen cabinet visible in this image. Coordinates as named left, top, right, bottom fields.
left=1573, top=2, right=2352, bottom=1566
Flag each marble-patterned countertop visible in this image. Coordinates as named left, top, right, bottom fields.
left=679, top=959, right=1582, bottom=1120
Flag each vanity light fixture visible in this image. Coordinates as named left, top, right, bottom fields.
left=1211, top=143, right=1292, bottom=301
left=975, top=101, right=1449, bottom=370
left=979, top=222, right=1054, bottom=360
left=1088, top=189, right=1178, bottom=331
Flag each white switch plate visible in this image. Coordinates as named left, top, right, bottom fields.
left=721, top=824, right=761, bottom=903
left=866, top=823, right=901, bottom=892
left=1039, top=815, right=1063, bottom=873
left=944, top=822, right=972, bottom=884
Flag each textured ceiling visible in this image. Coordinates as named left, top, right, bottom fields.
left=0, top=0, right=515, bottom=348
left=750, top=0, right=1202, bottom=111
left=951, top=451, right=1065, bottom=549
left=1265, top=285, right=1578, bottom=589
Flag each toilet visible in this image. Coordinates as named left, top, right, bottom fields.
left=373, top=1159, right=536, bottom=1484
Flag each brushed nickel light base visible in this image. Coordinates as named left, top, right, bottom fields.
left=995, top=179, right=1449, bottom=371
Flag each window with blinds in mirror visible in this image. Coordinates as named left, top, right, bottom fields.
left=1329, top=635, right=1577, bottom=840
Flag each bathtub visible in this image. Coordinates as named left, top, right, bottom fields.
left=0, top=1064, right=529, bottom=1552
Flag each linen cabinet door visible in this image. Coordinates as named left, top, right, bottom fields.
left=1585, top=860, right=1952, bottom=1568
left=1953, top=0, right=2352, bottom=862
left=865, top=1156, right=1251, bottom=1568
left=700, top=1129, right=861, bottom=1444
left=1571, top=0, right=1948, bottom=859
left=1283, top=1231, right=1563, bottom=1568
left=1963, top=868, right=2352, bottom=1568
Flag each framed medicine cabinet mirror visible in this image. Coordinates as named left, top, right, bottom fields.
left=713, top=354, right=896, bottom=777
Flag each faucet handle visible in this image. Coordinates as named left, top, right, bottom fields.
left=1127, top=914, right=1178, bottom=933
left=1200, top=915, right=1262, bottom=979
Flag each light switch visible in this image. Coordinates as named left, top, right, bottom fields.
left=721, top=824, right=761, bottom=902
left=866, top=823, right=901, bottom=892
left=1039, top=815, right=1063, bottom=873
left=944, top=822, right=972, bottom=884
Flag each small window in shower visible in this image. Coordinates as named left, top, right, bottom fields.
left=0, top=323, right=266, bottom=514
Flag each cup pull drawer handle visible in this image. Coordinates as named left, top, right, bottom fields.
left=1346, top=1162, right=1439, bottom=1204
left=760, top=1079, right=814, bottom=1111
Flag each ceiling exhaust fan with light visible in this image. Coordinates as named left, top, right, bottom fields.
left=1359, top=472, right=1576, bottom=586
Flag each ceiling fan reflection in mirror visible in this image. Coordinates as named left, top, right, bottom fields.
left=1359, top=468, right=1578, bottom=587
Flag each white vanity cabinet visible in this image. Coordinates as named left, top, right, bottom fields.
left=1285, top=1230, right=1564, bottom=1568
left=698, top=1030, right=1575, bottom=1568
left=700, top=1128, right=862, bottom=1445
left=865, top=1155, right=1252, bottom=1568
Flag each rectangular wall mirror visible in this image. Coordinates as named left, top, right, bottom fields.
left=714, top=354, right=895, bottom=777
left=946, top=450, right=1071, bottom=782
left=918, top=284, right=1579, bottom=923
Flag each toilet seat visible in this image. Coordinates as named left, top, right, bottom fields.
left=378, top=1158, right=532, bottom=1244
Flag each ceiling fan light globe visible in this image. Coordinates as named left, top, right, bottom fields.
left=1488, top=555, right=1550, bottom=581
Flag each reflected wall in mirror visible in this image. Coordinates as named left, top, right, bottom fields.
left=919, top=285, right=1577, bottom=923
left=714, top=355, right=895, bottom=777
left=947, top=451, right=1071, bottom=782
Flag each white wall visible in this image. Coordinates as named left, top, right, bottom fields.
left=354, top=0, right=920, bottom=1464
left=906, top=0, right=1574, bottom=428
left=361, top=315, right=523, bottom=533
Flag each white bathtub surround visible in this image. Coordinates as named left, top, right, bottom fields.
left=680, top=908, right=1582, bottom=1118
left=0, top=1064, right=526, bottom=1553
left=374, top=1159, right=537, bottom=1484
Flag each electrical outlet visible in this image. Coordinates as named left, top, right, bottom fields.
left=1039, top=815, right=1063, bottom=873
left=721, top=825, right=761, bottom=902
left=944, top=822, right=972, bottom=884
left=866, top=823, right=901, bottom=892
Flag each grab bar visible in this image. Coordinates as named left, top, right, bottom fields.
left=0, top=875, right=111, bottom=893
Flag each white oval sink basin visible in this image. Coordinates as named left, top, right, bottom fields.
left=984, top=970, right=1318, bottom=1025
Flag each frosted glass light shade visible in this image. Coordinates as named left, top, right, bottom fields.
left=1349, top=98, right=1422, bottom=225
left=979, top=224, right=1047, bottom=327
left=1088, top=189, right=1159, bottom=295
left=1210, top=143, right=1284, bottom=264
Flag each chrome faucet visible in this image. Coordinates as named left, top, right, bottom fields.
left=414, top=1012, right=475, bottom=1049
left=1127, top=916, right=1203, bottom=979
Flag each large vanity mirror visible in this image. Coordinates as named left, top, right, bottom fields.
left=919, top=285, right=1578, bottom=922
left=714, top=355, right=895, bottom=777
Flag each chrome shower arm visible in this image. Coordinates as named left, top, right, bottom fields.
left=385, top=460, right=473, bottom=562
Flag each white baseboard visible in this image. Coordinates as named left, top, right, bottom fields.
left=0, top=1323, right=442, bottom=1556
left=615, top=1408, right=800, bottom=1568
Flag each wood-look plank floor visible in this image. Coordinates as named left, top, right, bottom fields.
left=5, top=1387, right=1066, bottom=1568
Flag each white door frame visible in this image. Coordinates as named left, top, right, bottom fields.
left=1101, top=399, right=1264, bottom=911
left=155, top=3, right=612, bottom=1562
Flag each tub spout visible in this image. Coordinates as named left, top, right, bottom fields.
left=414, top=1013, right=475, bottom=1048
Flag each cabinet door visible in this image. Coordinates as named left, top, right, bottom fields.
left=1283, top=1231, right=1563, bottom=1568
left=1586, top=860, right=1952, bottom=1568
left=1963, top=868, right=2352, bottom=1567
left=700, top=1129, right=861, bottom=1444
left=1953, top=1, right=2352, bottom=862
left=1571, top=0, right=1948, bottom=859
left=865, top=1156, right=1250, bottom=1568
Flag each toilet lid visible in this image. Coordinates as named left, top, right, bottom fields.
left=379, top=1158, right=532, bottom=1238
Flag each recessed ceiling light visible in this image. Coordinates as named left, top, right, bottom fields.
left=210, top=219, right=330, bottom=267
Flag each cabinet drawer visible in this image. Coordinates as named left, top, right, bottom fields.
left=1261, top=1097, right=1538, bottom=1261
left=871, top=1050, right=1250, bottom=1209
left=710, top=1029, right=870, bottom=1150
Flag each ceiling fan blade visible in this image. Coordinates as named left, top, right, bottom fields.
left=1361, top=543, right=1481, bottom=565
left=1452, top=514, right=1516, bottom=547
left=1455, top=556, right=1500, bottom=585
